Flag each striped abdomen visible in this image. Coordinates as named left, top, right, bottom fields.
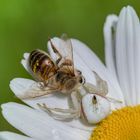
left=29, top=49, right=57, bottom=81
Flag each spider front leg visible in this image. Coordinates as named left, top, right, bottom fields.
left=84, top=82, right=122, bottom=104
left=83, top=71, right=108, bottom=96
left=37, top=91, right=81, bottom=120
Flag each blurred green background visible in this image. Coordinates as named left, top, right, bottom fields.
left=0, top=0, right=140, bottom=133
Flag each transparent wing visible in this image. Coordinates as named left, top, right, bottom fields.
left=48, top=34, right=75, bottom=75
left=10, top=78, right=58, bottom=100
left=60, top=34, right=73, bottom=62
left=18, top=86, right=56, bottom=100
left=59, top=34, right=74, bottom=74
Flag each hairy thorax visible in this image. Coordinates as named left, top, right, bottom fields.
left=55, top=71, right=78, bottom=94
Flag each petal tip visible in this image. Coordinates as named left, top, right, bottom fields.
left=126, top=5, right=134, bottom=10
left=120, top=6, right=126, bottom=14
left=23, top=53, right=30, bottom=59
left=104, top=14, right=118, bottom=32
left=1, top=102, right=13, bottom=110
left=9, top=78, right=18, bottom=87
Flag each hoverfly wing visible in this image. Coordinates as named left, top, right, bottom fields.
left=48, top=34, right=75, bottom=75
left=10, top=78, right=40, bottom=99
left=60, top=34, right=74, bottom=62
left=10, top=77, right=58, bottom=100
left=17, top=82, right=57, bottom=100
left=60, top=34, right=75, bottom=75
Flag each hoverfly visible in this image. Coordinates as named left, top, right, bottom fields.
left=19, top=35, right=85, bottom=100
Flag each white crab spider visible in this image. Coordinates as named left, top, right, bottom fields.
left=38, top=71, right=120, bottom=124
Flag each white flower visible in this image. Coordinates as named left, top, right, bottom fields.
left=1, top=5, right=140, bottom=140
left=104, top=6, right=140, bottom=106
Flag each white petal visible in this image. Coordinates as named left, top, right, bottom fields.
left=48, top=38, right=124, bottom=109
left=10, top=78, right=38, bottom=99
left=10, top=78, right=93, bottom=131
left=115, top=7, right=131, bottom=105
left=21, top=53, right=30, bottom=73
left=129, top=7, right=140, bottom=104
left=104, top=14, right=118, bottom=79
left=71, top=39, right=107, bottom=78
left=2, top=102, right=90, bottom=140
left=0, top=131, right=35, bottom=140
left=23, top=53, right=30, bottom=59
left=115, top=6, right=140, bottom=105
left=21, top=59, right=28, bottom=72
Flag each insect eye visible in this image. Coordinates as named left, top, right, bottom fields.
left=79, top=77, right=85, bottom=84
left=55, top=71, right=63, bottom=81
left=56, top=73, right=60, bottom=78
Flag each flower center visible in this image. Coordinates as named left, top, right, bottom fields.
left=90, top=105, right=140, bottom=140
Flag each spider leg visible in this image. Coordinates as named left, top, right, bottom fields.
left=38, top=91, right=81, bottom=120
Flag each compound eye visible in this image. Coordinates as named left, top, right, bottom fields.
left=79, top=77, right=85, bottom=84
left=55, top=71, right=63, bottom=81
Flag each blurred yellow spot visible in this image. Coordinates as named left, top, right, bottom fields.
left=90, top=105, right=140, bottom=140
left=33, top=60, right=39, bottom=73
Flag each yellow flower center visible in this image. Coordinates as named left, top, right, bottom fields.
left=90, top=105, right=140, bottom=140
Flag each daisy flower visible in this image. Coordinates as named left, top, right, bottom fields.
left=1, top=5, right=140, bottom=140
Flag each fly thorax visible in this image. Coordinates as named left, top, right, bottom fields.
left=64, top=78, right=77, bottom=92
left=55, top=71, right=78, bottom=93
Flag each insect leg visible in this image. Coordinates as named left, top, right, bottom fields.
left=49, top=39, right=62, bottom=64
